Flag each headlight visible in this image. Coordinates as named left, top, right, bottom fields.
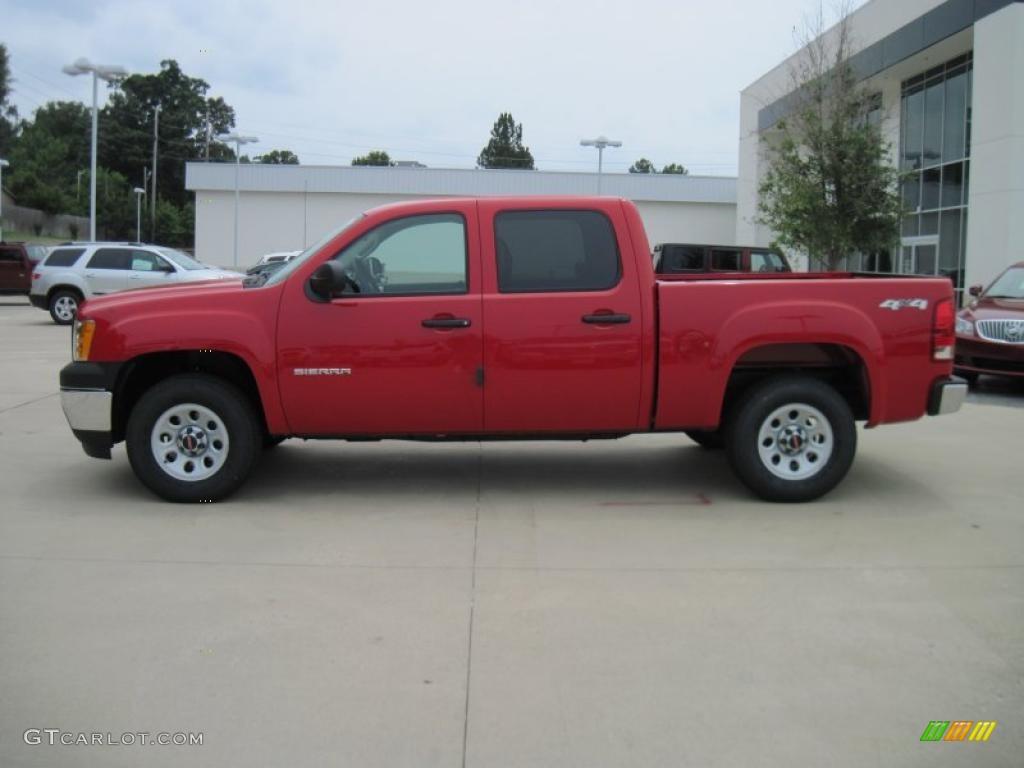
left=72, top=318, right=96, bottom=361
left=955, top=316, right=974, bottom=336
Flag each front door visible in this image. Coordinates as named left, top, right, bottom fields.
left=276, top=204, right=484, bottom=436
left=126, top=249, right=177, bottom=289
left=479, top=201, right=644, bottom=433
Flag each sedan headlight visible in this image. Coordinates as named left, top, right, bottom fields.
left=72, top=318, right=96, bottom=361
left=955, top=316, right=974, bottom=336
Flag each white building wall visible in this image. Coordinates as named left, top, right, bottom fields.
left=965, top=2, right=1024, bottom=289
left=195, top=190, right=737, bottom=268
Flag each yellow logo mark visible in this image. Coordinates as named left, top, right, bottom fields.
left=969, top=722, right=997, bottom=742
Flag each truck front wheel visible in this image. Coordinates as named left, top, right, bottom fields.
left=126, top=374, right=262, bottom=502
left=725, top=376, right=856, bottom=502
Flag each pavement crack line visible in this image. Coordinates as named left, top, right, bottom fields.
left=0, top=391, right=58, bottom=415
left=461, top=443, right=483, bottom=768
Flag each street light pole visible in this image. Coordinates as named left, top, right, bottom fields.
left=0, top=158, right=8, bottom=242
left=133, top=187, right=145, bottom=243
left=62, top=58, right=128, bottom=241
left=219, top=133, right=258, bottom=267
left=580, top=136, right=622, bottom=195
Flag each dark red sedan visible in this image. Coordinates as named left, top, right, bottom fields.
left=955, top=261, right=1024, bottom=381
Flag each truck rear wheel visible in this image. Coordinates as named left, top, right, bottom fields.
left=725, top=376, right=856, bottom=502
left=126, top=374, right=261, bottom=502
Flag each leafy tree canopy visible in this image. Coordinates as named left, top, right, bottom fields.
left=477, top=112, right=534, bottom=170
left=628, top=158, right=655, bottom=174
left=257, top=149, right=299, bottom=164
left=352, top=150, right=393, bottom=166
left=661, top=163, right=688, bottom=175
left=757, top=11, right=901, bottom=270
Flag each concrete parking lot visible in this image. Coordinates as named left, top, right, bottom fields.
left=1, top=296, right=1022, bottom=768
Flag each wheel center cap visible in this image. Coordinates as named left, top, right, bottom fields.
left=177, top=426, right=208, bottom=457
left=778, top=425, right=808, bottom=456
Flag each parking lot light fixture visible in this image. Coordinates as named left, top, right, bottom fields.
left=0, top=158, right=9, bottom=242
left=62, top=58, right=129, bottom=241
left=580, top=136, right=622, bottom=195
left=133, top=187, right=146, bottom=243
left=219, top=133, right=259, bottom=267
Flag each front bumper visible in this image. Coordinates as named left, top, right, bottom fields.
left=927, top=376, right=968, bottom=416
left=955, top=335, right=1024, bottom=378
left=59, top=362, right=123, bottom=459
left=29, top=293, right=48, bottom=310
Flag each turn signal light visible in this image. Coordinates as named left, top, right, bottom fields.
left=73, top=319, right=96, bottom=361
left=932, top=299, right=955, bottom=361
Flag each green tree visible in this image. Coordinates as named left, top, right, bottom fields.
left=628, top=158, right=656, bottom=174
left=257, top=149, right=299, bottom=164
left=477, top=112, right=534, bottom=169
left=6, top=101, right=90, bottom=214
left=661, top=163, right=688, bottom=175
left=757, top=10, right=901, bottom=270
left=100, top=60, right=237, bottom=209
left=352, top=150, right=393, bottom=166
left=0, top=44, right=18, bottom=156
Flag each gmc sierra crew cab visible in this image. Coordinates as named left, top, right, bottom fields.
left=59, top=197, right=966, bottom=503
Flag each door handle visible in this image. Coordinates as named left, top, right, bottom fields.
left=422, top=317, right=472, bottom=329
left=581, top=313, right=631, bottom=325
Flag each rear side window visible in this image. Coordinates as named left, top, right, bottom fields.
left=495, top=210, right=620, bottom=293
left=44, top=248, right=86, bottom=267
left=87, top=248, right=131, bottom=270
left=710, top=248, right=741, bottom=271
left=0, top=247, right=22, bottom=263
left=750, top=251, right=787, bottom=272
left=659, top=245, right=705, bottom=273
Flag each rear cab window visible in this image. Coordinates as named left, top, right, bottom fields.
left=495, top=210, right=620, bottom=293
left=43, top=248, right=86, bottom=267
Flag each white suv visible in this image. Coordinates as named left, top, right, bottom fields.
left=30, top=243, right=239, bottom=324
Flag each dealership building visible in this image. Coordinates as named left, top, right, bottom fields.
left=188, top=0, right=1022, bottom=293
left=738, top=0, right=1024, bottom=297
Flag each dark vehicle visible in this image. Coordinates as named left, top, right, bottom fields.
left=955, top=262, right=1024, bottom=381
left=0, top=242, right=48, bottom=295
left=654, top=243, right=791, bottom=275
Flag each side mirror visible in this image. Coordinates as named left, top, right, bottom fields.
left=158, top=262, right=175, bottom=273
left=968, top=284, right=983, bottom=297
left=309, top=261, right=356, bottom=301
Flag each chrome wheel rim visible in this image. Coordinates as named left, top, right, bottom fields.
left=53, top=296, right=77, bottom=321
left=150, top=403, right=229, bottom=482
left=757, top=403, right=833, bottom=480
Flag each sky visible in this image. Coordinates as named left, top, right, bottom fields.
left=2, top=0, right=866, bottom=177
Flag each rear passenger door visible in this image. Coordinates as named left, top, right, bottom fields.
left=480, top=202, right=644, bottom=433
left=83, top=248, right=131, bottom=294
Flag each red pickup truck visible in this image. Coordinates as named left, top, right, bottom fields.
left=59, top=197, right=965, bottom=503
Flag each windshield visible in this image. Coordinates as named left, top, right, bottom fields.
left=259, top=216, right=364, bottom=288
left=157, top=247, right=206, bottom=271
left=985, top=267, right=1024, bottom=299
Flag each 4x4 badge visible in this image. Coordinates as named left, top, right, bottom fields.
left=880, top=298, right=929, bottom=311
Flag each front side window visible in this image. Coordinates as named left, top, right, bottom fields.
left=86, top=248, right=132, bottom=270
left=130, top=250, right=171, bottom=272
left=44, top=248, right=85, bottom=268
left=332, top=213, right=467, bottom=295
left=495, top=210, right=619, bottom=293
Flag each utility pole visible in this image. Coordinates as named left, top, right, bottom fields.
left=150, top=103, right=160, bottom=241
left=204, top=111, right=212, bottom=161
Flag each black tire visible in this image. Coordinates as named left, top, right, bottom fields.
left=685, top=429, right=725, bottom=450
left=126, top=374, right=262, bottom=502
left=725, top=375, right=856, bottom=503
left=48, top=289, right=80, bottom=325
